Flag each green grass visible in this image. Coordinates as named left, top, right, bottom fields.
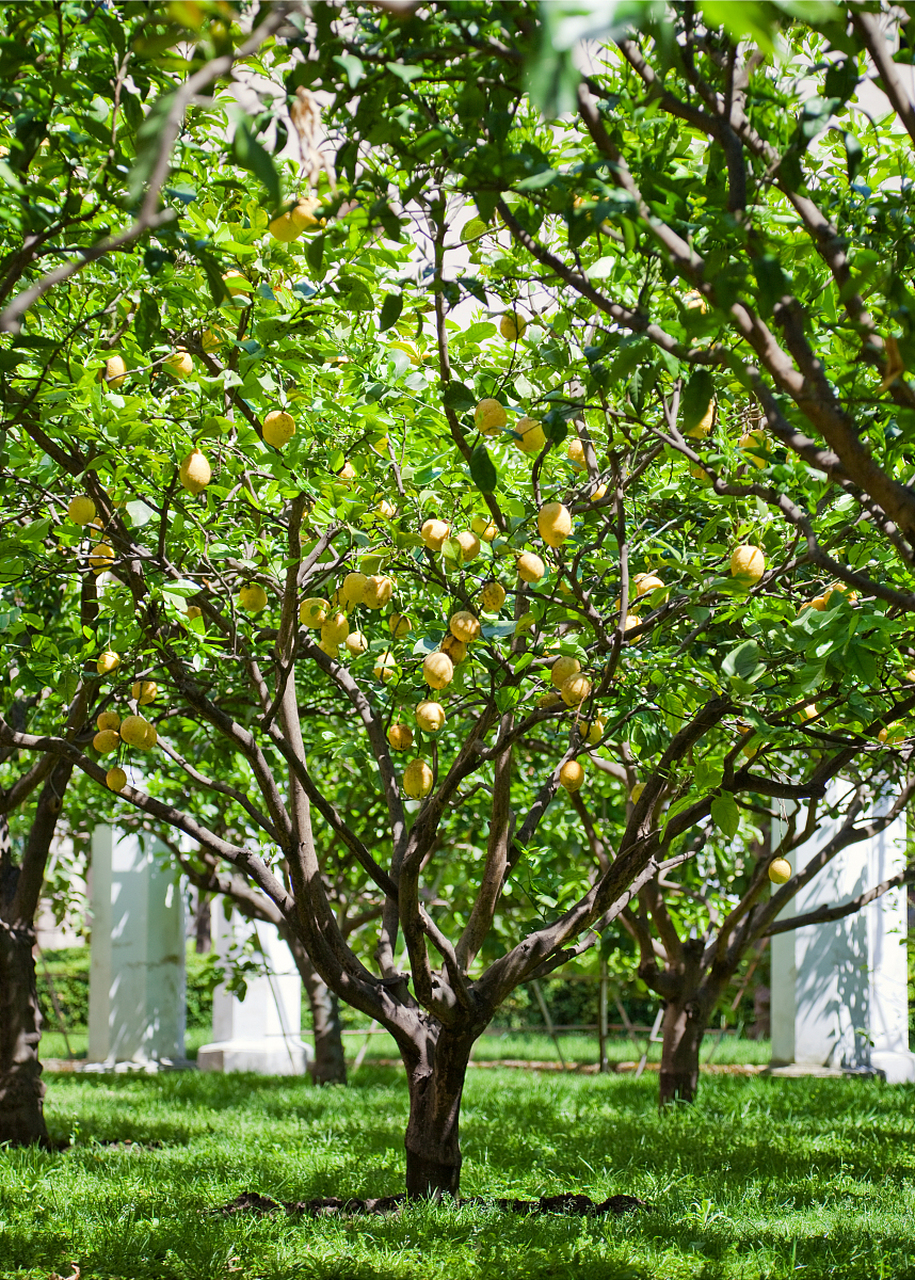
left=2, top=1062, right=914, bottom=1279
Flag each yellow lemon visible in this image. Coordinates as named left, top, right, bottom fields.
left=585, top=717, right=605, bottom=746
left=178, top=450, right=212, bottom=495
left=567, top=438, right=586, bottom=472
left=455, top=530, right=481, bottom=562
left=729, top=544, right=765, bottom=585
left=559, top=760, right=585, bottom=792
left=561, top=672, right=591, bottom=708
left=500, top=312, right=527, bottom=341
left=421, top=518, right=451, bottom=551
left=768, top=858, right=792, bottom=884
left=345, top=630, right=368, bottom=656
left=93, top=729, right=120, bottom=754
left=388, top=613, right=411, bottom=639
left=474, top=398, right=508, bottom=435
left=373, top=651, right=397, bottom=683
left=423, top=651, right=454, bottom=689
left=100, top=355, right=127, bottom=389
left=340, top=572, right=367, bottom=609
left=449, top=611, right=481, bottom=643
left=481, top=581, right=506, bottom=612
left=686, top=399, right=715, bottom=440
left=88, top=543, right=114, bottom=574
left=68, top=496, right=96, bottom=525
left=106, top=766, right=127, bottom=792
left=131, top=681, right=157, bottom=705
left=515, top=417, right=546, bottom=454
left=517, top=552, right=545, bottom=584
left=96, top=649, right=119, bottom=675
left=120, top=715, right=152, bottom=748
left=263, top=410, right=295, bottom=447
left=96, top=711, right=120, bottom=732
left=321, top=611, right=349, bottom=647
left=550, top=656, right=580, bottom=689
left=239, top=583, right=268, bottom=612
left=441, top=634, right=467, bottom=665
left=362, top=575, right=394, bottom=610
left=387, top=723, right=414, bottom=751
left=164, top=351, right=193, bottom=378
left=538, top=502, right=572, bottom=548
left=403, top=758, right=434, bottom=798
left=416, top=701, right=446, bottom=732
left=299, top=597, right=329, bottom=628
left=471, top=515, right=498, bottom=542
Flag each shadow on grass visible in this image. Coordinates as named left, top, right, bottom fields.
left=1, top=1066, right=911, bottom=1280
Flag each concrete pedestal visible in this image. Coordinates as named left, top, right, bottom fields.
left=197, top=904, right=312, bottom=1075
left=770, top=790, right=915, bottom=1082
left=88, top=827, right=187, bottom=1069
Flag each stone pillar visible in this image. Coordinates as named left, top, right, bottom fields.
left=770, top=792, right=915, bottom=1082
left=88, top=827, right=187, bottom=1068
left=197, top=902, right=312, bottom=1075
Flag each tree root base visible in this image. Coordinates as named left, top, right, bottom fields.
left=214, top=1190, right=651, bottom=1218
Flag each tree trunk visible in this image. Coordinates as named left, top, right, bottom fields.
left=658, top=995, right=709, bottom=1107
left=284, top=928, right=347, bottom=1084
left=0, top=915, right=51, bottom=1147
left=302, top=961, right=347, bottom=1085
left=403, top=1027, right=474, bottom=1198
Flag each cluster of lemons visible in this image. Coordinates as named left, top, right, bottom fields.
left=89, top=679, right=159, bottom=793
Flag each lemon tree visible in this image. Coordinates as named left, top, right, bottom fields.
left=2, top=0, right=915, bottom=1186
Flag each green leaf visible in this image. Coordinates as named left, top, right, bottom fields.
left=231, top=121, right=281, bottom=210
left=378, top=292, right=403, bottom=332
left=711, top=792, right=740, bottom=839
left=134, top=292, right=162, bottom=353
left=682, top=369, right=715, bottom=435
left=385, top=62, right=424, bottom=84
left=469, top=444, right=498, bottom=494
left=442, top=381, right=475, bottom=412
left=306, top=234, right=325, bottom=275
left=333, top=53, right=365, bottom=88
left=844, top=131, right=863, bottom=184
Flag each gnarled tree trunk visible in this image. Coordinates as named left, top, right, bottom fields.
left=0, top=913, right=50, bottom=1147
left=403, top=1025, right=476, bottom=1198
left=658, top=994, right=709, bottom=1107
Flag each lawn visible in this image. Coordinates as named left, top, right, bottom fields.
left=1, top=1062, right=914, bottom=1279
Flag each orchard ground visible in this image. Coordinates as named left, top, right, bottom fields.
left=3, top=1054, right=915, bottom=1280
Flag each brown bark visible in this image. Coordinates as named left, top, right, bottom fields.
left=301, top=954, right=347, bottom=1086
left=403, top=1026, right=476, bottom=1198
left=658, top=994, right=709, bottom=1107
left=0, top=915, right=50, bottom=1146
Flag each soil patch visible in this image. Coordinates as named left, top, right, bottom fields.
left=214, top=1190, right=651, bottom=1218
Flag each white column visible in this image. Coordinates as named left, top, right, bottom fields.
left=770, top=791, right=914, bottom=1082
left=87, top=827, right=187, bottom=1068
left=198, top=901, right=312, bottom=1075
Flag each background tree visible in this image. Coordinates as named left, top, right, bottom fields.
left=2, top=0, right=915, bottom=1196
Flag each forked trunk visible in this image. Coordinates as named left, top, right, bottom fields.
left=403, top=1027, right=475, bottom=1198
left=658, top=995, right=708, bottom=1107
left=303, top=965, right=347, bottom=1085
left=0, top=916, right=51, bottom=1147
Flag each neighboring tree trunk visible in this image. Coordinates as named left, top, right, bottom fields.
left=194, top=888, right=211, bottom=953
left=0, top=913, right=50, bottom=1147
left=281, top=927, right=347, bottom=1084
left=0, top=758, right=72, bottom=1149
left=658, top=993, right=710, bottom=1107
left=402, top=1027, right=476, bottom=1198
left=299, top=950, right=347, bottom=1085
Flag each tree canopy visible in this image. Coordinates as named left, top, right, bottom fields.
left=1, top=0, right=914, bottom=1189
